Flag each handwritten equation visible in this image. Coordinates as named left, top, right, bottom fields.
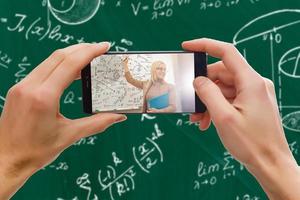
left=43, top=161, right=69, bottom=171
left=99, top=124, right=164, bottom=199
left=57, top=123, right=165, bottom=200
left=193, top=151, right=245, bottom=190
left=0, top=13, right=133, bottom=50
left=0, top=49, right=12, bottom=69
left=236, top=194, right=261, bottom=200
left=193, top=140, right=300, bottom=191
left=200, top=0, right=261, bottom=11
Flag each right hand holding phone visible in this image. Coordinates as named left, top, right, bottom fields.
left=182, top=38, right=300, bottom=199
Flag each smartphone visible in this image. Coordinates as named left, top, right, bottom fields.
left=81, top=51, right=207, bottom=114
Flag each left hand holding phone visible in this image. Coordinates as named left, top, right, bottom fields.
left=0, top=42, right=127, bottom=200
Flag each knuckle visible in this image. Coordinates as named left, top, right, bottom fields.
left=64, top=54, right=81, bottom=66
left=29, top=89, right=54, bottom=112
left=264, top=78, right=275, bottom=90
left=102, top=116, right=116, bottom=126
left=248, top=76, right=273, bottom=100
left=7, top=84, right=27, bottom=99
left=257, top=77, right=266, bottom=89
left=200, top=83, right=212, bottom=96
left=51, top=49, right=67, bottom=60
left=251, top=76, right=266, bottom=91
left=225, top=43, right=237, bottom=52
left=196, top=79, right=211, bottom=94
left=29, top=95, right=47, bottom=111
left=218, top=112, right=236, bottom=124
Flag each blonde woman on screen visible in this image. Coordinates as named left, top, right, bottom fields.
left=123, top=57, right=176, bottom=113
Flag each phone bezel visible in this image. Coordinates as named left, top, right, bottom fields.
left=81, top=51, right=207, bottom=114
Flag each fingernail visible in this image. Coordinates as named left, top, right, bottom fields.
left=182, top=41, right=189, bottom=46
left=198, top=122, right=203, bottom=131
left=99, top=41, right=111, bottom=51
left=115, top=115, right=127, bottom=123
left=193, top=76, right=208, bottom=90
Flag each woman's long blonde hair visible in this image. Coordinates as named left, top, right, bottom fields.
left=142, top=60, right=166, bottom=112
left=150, top=61, right=166, bottom=82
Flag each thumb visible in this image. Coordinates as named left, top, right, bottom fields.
left=66, top=113, right=127, bottom=144
left=194, top=76, right=236, bottom=123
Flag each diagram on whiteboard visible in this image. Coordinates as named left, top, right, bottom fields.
left=233, top=9, right=300, bottom=132
left=278, top=46, right=300, bottom=79
left=43, top=0, right=102, bottom=25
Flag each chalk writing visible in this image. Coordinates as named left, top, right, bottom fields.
left=200, top=0, right=260, bottom=11
left=15, top=56, right=31, bottom=83
left=193, top=151, right=244, bottom=190
left=233, top=9, right=300, bottom=133
left=63, top=90, right=82, bottom=104
left=73, top=136, right=98, bottom=146
left=141, top=114, right=157, bottom=122
left=42, top=161, right=69, bottom=171
left=0, top=50, right=12, bottom=69
left=176, top=114, right=199, bottom=127
left=236, top=194, right=261, bottom=200
left=1, top=13, right=133, bottom=50
left=0, top=95, right=5, bottom=112
left=98, top=123, right=164, bottom=200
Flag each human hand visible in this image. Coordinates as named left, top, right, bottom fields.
left=0, top=42, right=127, bottom=199
left=182, top=38, right=300, bottom=200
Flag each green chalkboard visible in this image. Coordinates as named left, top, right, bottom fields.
left=0, top=0, right=299, bottom=199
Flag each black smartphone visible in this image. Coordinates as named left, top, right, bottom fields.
left=81, top=51, right=207, bottom=114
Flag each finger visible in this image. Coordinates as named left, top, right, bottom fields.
left=22, top=43, right=90, bottom=86
left=190, top=113, right=205, bottom=122
left=263, top=78, right=278, bottom=106
left=193, top=76, right=239, bottom=125
left=198, top=111, right=211, bottom=131
left=263, top=78, right=276, bottom=97
left=208, top=61, right=234, bottom=86
left=182, top=38, right=249, bottom=75
left=66, top=113, right=127, bottom=144
left=44, top=42, right=111, bottom=95
left=190, top=112, right=211, bottom=131
left=182, top=38, right=257, bottom=90
left=75, top=71, right=81, bottom=80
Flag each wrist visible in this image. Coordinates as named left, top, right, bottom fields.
left=0, top=153, right=38, bottom=199
left=247, top=151, right=300, bottom=200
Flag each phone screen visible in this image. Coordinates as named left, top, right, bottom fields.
left=88, top=52, right=206, bottom=113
